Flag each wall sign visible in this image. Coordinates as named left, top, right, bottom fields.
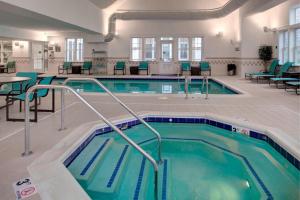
left=232, top=125, right=250, bottom=136
left=13, top=177, right=37, bottom=200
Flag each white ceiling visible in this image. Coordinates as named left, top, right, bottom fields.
left=0, top=1, right=96, bottom=33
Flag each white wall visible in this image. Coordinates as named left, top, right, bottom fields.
left=0, top=25, right=46, bottom=41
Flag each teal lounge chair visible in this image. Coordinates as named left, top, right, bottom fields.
left=199, top=61, right=211, bottom=76
left=139, top=61, right=149, bottom=75
left=114, top=61, right=126, bottom=75
left=58, top=62, right=72, bottom=74
left=268, top=62, right=295, bottom=87
left=252, top=61, right=293, bottom=83
left=181, top=62, right=191, bottom=75
left=6, top=76, right=55, bottom=122
left=245, top=59, right=279, bottom=79
left=285, top=81, right=300, bottom=95
left=81, top=61, right=92, bottom=75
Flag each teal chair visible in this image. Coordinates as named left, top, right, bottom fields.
left=6, top=76, right=56, bottom=122
left=81, top=61, right=92, bottom=75
left=114, top=61, right=126, bottom=75
left=269, top=62, right=296, bottom=88
left=245, top=59, right=279, bottom=79
left=253, top=61, right=293, bottom=83
left=285, top=81, right=300, bottom=95
left=199, top=61, right=211, bottom=76
left=1, top=61, right=16, bottom=73
left=180, top=62, right=191, bottom=75
left=58, top=62, right=72, bottom=74
left=139, top=61, right=149, bottom=75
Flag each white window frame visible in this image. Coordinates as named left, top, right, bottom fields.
left=178, top=37, right=189, bottom=61
left=294, top=28, right=300, bottom=65
left=131, top=37, right=143, bottom=61
left=144, top=38, right=156, bottom=61
left=66, top=38, right=83, bottom=62
left=192, top=37, right=203, bottom=61
left=279, top=31, right=289, bottom=65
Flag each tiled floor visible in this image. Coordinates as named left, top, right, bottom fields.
left=0, top=76, right=299, bottom=199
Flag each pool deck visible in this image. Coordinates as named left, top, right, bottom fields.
left=0, top=75, right=299, bottom=199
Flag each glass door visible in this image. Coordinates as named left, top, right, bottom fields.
left=159, top=37, right=176, bottom=74
left=161, top=42, right=173, bottom=62
left=32, top=43, right=44, bottom=72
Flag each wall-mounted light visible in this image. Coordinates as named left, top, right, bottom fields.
left=15, top=42, right=19, bottom=46
left=216, top=32, right=223, bottom=38
left=230, top=39, right=241, bottom=51
left=263, top=26, right=277, bottom=33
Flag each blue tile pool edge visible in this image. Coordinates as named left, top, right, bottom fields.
left=63, top=116, right=300, bottom=172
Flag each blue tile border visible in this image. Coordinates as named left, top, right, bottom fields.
left=64, top=116, right=300, bottom=172
left=107, top=145, right=129, bottom=188
left=133, top=157, right=146, bottom=200
left=80, top=139, right=110, bottom=176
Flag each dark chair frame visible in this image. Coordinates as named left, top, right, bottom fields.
left=114, top=65, right=126, bottom=75
left=58, top=63, right=72, bottom=74
left=6, top=78, right=56, bottom=122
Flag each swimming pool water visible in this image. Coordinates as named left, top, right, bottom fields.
left=67, top=123, right=300, bottom=200
left=56, top=78, right=237, bottom=94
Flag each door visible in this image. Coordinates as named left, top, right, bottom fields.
left=32, top=43, right=44, bottom=72
left=159, top=41, right=177, bottom=75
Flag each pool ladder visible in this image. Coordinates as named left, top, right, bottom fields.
left=185, top=75, right=209, bottom=99
left=23, top=78, right=162, bottom=200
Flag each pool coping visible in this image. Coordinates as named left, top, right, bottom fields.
left=28, top=112, right=300, bottom=200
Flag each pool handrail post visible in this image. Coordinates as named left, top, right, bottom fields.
left=23, top=84, right=159, bottom=200
left=59, top=89, right=66, bottom=131
left=205, top=75, right=209, bottom=100
left=185, top=76, right=188, bottom=99
left=62, top=78, right=163, bottom=164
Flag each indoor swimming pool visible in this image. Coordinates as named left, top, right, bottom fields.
left=55, top=78, right=238, bottom=94
left=65, top=119, right=300, bottom=200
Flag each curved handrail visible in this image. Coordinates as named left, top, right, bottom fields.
left=62, top=77, right=162, bottom=163
left=24, top=84, right=159, bottom=199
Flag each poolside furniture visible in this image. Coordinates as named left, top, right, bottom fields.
left=199, top=61, right=211, bottom=76
left=285, top=81, right=300, bottom=95
left=81, top=61, right=93, bottom=75
left=252, top=61, right=293, bottom=83
left=114, top=61, right=126, bottom=75
left=0, top=61, right=16, bottom=74
left=6, top=76, right=55, bottom=122
left=268, top=62, right=295, bottom=87
left=138, top=61, right=149, bottom=75
left=191, top=66, right=200, bottom=76
left=180, top=62, right=191, bottom=75
left=58, top=62, right=72, bottom=74
left=245, top=59, right=279, bottom=79
left=130, top=66, right=139, bottom=75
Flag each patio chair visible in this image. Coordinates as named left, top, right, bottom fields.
left=81, top=61, right=93, bottom=75
left=252, top=61, right=293, bottom=83
left=1, top=61, right=16, bottom=74
left=199, top=61, right=211, bottom=76
left=139, top=61, right=149, bottom=75
left=285, top=81, right=300, bottom=95
left=267, top=62, right=295, bottom=87
left=114, top=61, right=126, bottom=75
left=245, top=59, right=279, bottom=79
left=6, top=76, right=56, bottom=122
left=180, top=62, right=191, bottom=75
left=58, top=62, right=72, bottom=74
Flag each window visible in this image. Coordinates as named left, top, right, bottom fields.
left=131, top=38, right=143, bottom=61
left=66, top=38, right=83, bottom=62
left=295, top=29, right=300, bottom=65
left=192, top=37, right=202, bottom=61
left=178, top=38, right=189, bottom=61
left=296, top=7, right=300, bottom=24
left=0, top=40, right=12, bottom=64
left=279, top=31, right=289, bottom=64
left=144, top=38, right=156, bottom=60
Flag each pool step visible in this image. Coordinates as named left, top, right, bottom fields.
left=67, top=137, right=113, bottom=187
left=87, top=144, right=132, bottom=199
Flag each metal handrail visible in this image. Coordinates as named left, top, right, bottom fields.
left=62, top=78, right=162, bottom=163
left=201, top=75, right=209, bottom=99
left=23, top=84, right=159, bottom=200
